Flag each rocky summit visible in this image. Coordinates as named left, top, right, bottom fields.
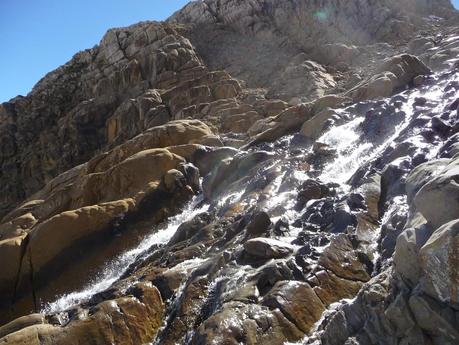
left=1, top=0, right=459, bottom=344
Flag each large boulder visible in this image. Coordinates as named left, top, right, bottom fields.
left=419, top=219, right=459, bottom=304
left=300, top=108, right=338, bottom=141
left=393, top=226, right=432, bottom=287
left=347, top=71, right=398, bottom=101
left=346, top=54, right=431, bottom=101
left=79, top=148, right=185, bottom=206
left=249, top=95, right=350, bottom=146
left=409, top=294, right=459, bottom=342
left=261, top=281, right=325, bottom=333
left=0, top=314, right=46, bottom=339
left=87, top=120, right=215, bottom=174
left=28, top=200, right=131, bottom=277
left=310, top=269, right=364, bottom=306
left=267, top=58, right=336, bottom=103
left=202, top=150, right=273, bottom=199
left=8, top=148, right=186, bottom=224
left=414, top=156, right=459, bottom=229
left=376, top=54, right=431, bottom=89
left=405, top=159, right=450, bottom=203
left=0, top=236, right=27, bottom=306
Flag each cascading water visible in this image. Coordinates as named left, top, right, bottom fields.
left=40, top=69, right=459, bottom=345
left=41, top=196, right=209, bottom=314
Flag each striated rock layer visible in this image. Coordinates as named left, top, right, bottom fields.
left=1, top=0, right=459, bottom=344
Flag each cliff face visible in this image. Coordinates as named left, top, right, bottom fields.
left=169, top=0, right=454, bottom=91
left=0, top=22, right=241, bottom=218
left=0, top=0, right=456, bottom=219
left=1, top=1, right=459, bottom=344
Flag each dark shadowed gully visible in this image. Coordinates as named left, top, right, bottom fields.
left=1, top=0, right=459, bottom=344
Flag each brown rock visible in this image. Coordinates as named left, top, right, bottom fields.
left=262, top=281, right=325, bottom=333
left=192, top=301, right=304, bottom=345
left=0, top=236, right=26, bottom=304
left=28, top=200, right=131, bottom=275
left=0, top=283, right=164, bottom=345
left=347, top=54, right=431, bottom=101
left=243, top=238, right=294, bottom=259
left=311, top=269, right=364, bottom=306
left=0, top=314, right=45, bottom=339
left=88, top=120, right=213, bottom=174
left=318, top=234, right=371, bottom=282
left=246, top=212, right=271, bottom=236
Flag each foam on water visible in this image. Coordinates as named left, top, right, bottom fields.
left=41, top=196, right=209, bottom=314
left=317, top=72, right=455, bottom=186
left=40, top=70, right=459, bottom=344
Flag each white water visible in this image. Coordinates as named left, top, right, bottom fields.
left=318, top=74, right=452, bottom=185
left=41, top=196, right=209, bottom=314
left=301, top=73, right=459, bottom=344
left=39, top=70, right=459, bottom=345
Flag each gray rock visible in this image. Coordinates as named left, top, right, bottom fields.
left=384, top=293, right=416, bottom=337
left=419, top=219, right=459, bottom=304
left=347, top=55, right=431, bottom=102
left=409, top=294, right=459, bottom=342
left=394, top=227, right=432, bottom=287
left=406, top=158, right=449, bottom=203
left=243, top=238, right=294, bottom=259
left=415, top=156, right=459, bottom=228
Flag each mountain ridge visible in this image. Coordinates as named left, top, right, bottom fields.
left=1, top=1, right=459, bottom=344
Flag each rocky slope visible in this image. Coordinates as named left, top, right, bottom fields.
left=1, top=0, right=459, bottom=344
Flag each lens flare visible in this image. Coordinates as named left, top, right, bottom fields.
left=314, top=9, right=329, bottom=21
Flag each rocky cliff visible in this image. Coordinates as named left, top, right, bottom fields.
left=1, top=0, right=459, bottom=344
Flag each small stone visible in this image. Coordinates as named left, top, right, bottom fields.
left=246, top=211, right=272, bottom=235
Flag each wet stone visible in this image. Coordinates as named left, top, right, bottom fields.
left=273, top=218, right=290, bottom=236
left=346, top=193, right=366, bottom=211
left=431, top=116, right=452, bottom=136
left=358, top=105, right=405, bottom=144
left=243, top=238, right=294, bottom=260
left=261, top=281, right=325, bottom=333
left=295, top=179, right=329, bottom=211
left=413, top=97, right=427, bottom=106
left=246, top=211, right=272, bottom=236
left=302, top=199, right=357, bottom=233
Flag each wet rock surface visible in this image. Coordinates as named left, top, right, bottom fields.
left=1, top=0, right=459, bottom=344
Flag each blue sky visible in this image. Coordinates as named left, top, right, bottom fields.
left=0, top=0, right=190, bottom=103
left=0, top=0, right=458, bottom=103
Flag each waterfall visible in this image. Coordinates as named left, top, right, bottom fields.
left=41, top=196, right=209, bottom=314
left=39, top=69, right=459, bottom=344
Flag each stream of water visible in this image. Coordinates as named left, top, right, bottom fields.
left=40, top=70, right=459, bottom=344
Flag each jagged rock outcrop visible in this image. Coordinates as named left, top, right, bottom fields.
left=303, top=70, right=459, bottom=345
left=0, top=21, right=267, bottom=219
left=1, top=0, right=459, bottom=344
left=0, top=119, right=214, bottom=323
left=169, top=0, right=454, bottom=99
